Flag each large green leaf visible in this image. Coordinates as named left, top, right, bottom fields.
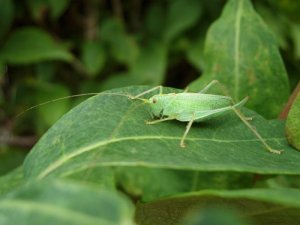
left=0, top=180, right=134, bottom=225
left=23, top=86, right=300, bottom=183
left=136, top=188, right=300, bottom=225
left=189, top=0, right=289, bottom=119
left=0, top=27, right=73, bottom=64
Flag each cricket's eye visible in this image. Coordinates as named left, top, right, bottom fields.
left=152, top=98, right=157, bottom=103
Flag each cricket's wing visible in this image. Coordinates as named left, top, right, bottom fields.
left=175, top=97, right=248, bottom=122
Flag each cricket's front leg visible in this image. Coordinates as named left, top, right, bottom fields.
left=145, top=116, right=175, bottom=125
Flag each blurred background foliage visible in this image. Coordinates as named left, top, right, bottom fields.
left=0, top=0, right=300, bottom=166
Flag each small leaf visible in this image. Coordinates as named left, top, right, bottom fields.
left=286, top=92, right=300, bottom=150
left=81, top=41, right=106, bottom=77
left=23, top=86, right=300, bottom=183
left=0, top=0, right=14, bottom=40
left=164, top=0, right=202, bottom=42
left=189, top=0, right=290, bottom=118
left=130, top=42, right=168, bottom=85
left=101, top=19, right=139, bottom=66
left=0, top=27, right=73, bottom=64
left=0, top=180, right=134, bottom=225
left=136, top=188, right=300, bottom=225
left=186, top=36, right=205, bottom=72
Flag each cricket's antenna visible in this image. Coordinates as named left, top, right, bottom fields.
left=16, top=93, right=101, bottom=118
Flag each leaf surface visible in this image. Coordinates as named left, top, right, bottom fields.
left=23, top=86, right=300, bottom=182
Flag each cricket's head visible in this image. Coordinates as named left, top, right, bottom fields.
left=147, top=94, right=165, bottom=117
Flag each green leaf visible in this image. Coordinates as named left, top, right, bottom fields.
left=164, top=0, right=202, bottom=42
left=286, top=92, right=300, bottom=150
left=23, top=86, right=300, bottom=184
left=101, top=42, right=167, bottom=89
left=136, top=188, right=300, bottom=225
left=130, top=42, right=168, bottom=85
left=189, top=0, right=289, bottom=119
left=0, top=27, right=73, bottom=64
left=186, top=36, right=205, bottom=72
left=0, top=0, right=14, bottom=40
left=101, top=19, right=139, bottom=66
left=0, top=180, right=134, bottom=225
left=81, top=41, right=106, bottom=77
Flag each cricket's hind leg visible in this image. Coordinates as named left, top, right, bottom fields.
left=232, top=107, right=282, bottom=154
left=212, top=82, right=283, bottom=154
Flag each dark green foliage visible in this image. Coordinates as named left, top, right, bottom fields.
left=0, top=0, right=300, bottom=224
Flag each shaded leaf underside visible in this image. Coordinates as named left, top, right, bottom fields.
left=136, top=188, right=300, bottom=225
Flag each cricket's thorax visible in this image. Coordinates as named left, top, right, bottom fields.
left=148, top=93, right=233, bottom=118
